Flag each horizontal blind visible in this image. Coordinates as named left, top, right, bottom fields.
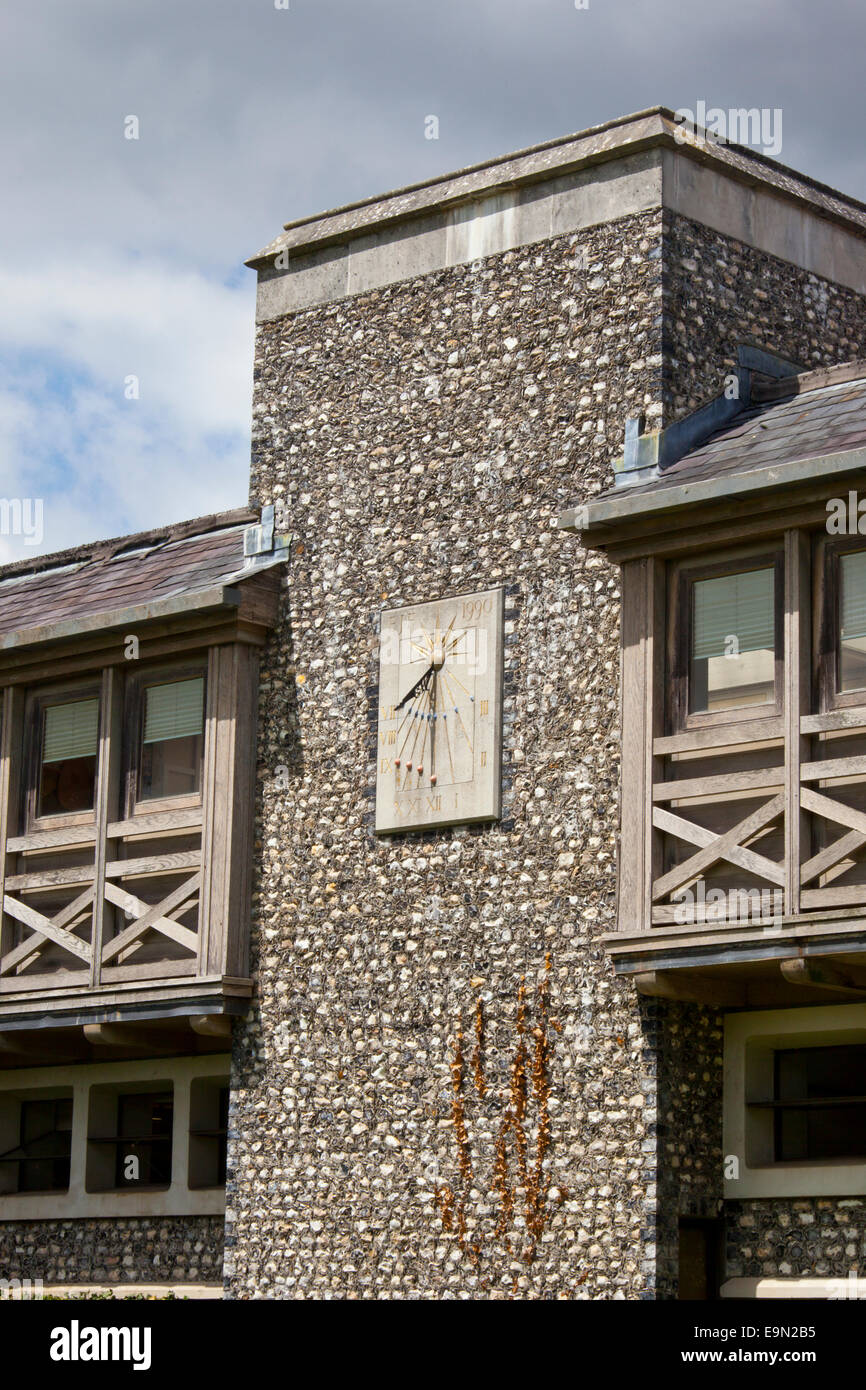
left=43, top=698, right=99, bottom=763
left=841, top=550, right=866, bottom=641
left=143, top=677, right=204, bottom=745
left=693, top=567, right=775, bottom=661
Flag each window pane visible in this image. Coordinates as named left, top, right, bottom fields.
left=115, top=1092, right=173, bottom=1188
left=139, top=678, right=203, bottom=801
left=39, top=697, right=99, bottom=816
left=774, top=1045, right=866, bottom=1162
left=690, top=567, right=775, bottom=713
left=840, top=549, right=866, bottom=691
left=143, top=678, right=204, bottom=744
left=17, top=1097, right=72, bottom=1193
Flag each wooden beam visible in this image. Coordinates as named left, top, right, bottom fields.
left=0, top=688, right=23, bottom=970
left=800, top=829, right=866, bottom=886
left=801, top=885, right=866, bottom=910
left=801, top=785, right=866, bottom=837
left=189, top=1014, right=232, bottom=1038
left=7, top=824, right=97, bottom=854
left=801, top=754, right=866, bottom=782
left=780, top=957, right=866, bottom=994
left=618, top=558, right=664, bottom=933
left=0, top=887, right=94, bottom=977
left=83, top=1022, right=181, bottom=1048
left=653, top=767, right=783, bottom=802
left=652, top=794, right=785, bottom=901
left=4, top=850, right=200, bottom=893
left=785, top=529, right=810, bottom=917
left=199, top=643, right=259, bottom=974
left=801, top=709, right=866, bottom=735
left=2, top=894, right=92, bottom=964
left=654, top=716, right=783, bottom=757
left=653, top=805, right=786, bottom=887
left=107, top=808, right=203, bottom=839
left=101, top=874, right=201, bottom=962
left=90, top=666, right=121, bottom=990
left=632, top=970, right=747, bottom=1007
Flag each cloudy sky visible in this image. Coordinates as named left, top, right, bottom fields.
left=1, top=0, right=864, bottom=559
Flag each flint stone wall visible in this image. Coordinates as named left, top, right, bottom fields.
left=0, top=1217, right=223, bottom=1285
left=227, top=203, right=866, bottom=1298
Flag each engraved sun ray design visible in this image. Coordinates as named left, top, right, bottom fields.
left=414, top=685, right=433, bottom=777
left=442, top=665, right=473, bottom=700
left=441, top=670, right=473, bottom=755
left=441, top=675, right=456, bottom=784
left=404, top=685, right=432, bottom=773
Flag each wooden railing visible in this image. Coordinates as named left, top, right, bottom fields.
left=0, top=808, right=203, bottom=990
left=0, top=643, right=259, bottom=1009
left=617, top=533, right=866, bottom=937
left=649, top=706, right=866, bottom=927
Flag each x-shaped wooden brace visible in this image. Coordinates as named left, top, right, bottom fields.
left=101, top=872, right=201, bottom=965
left=652, top=793, right=785, bottom=903
left=0, top=888, right=95, bottom=975
left=800, top=786, right=866, bottom=887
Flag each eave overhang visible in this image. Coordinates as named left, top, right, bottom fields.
left=0, top=572, right=269, bottom=655
left=561, top=445, right=866, bottom=550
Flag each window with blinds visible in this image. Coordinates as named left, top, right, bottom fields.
left=690, top=566, right=777, bottom=714
left=39, top=697, right=99, bottom=816
left=839, top=549, right=866, bottom=692
left=139, top=676, right=204, bottom=802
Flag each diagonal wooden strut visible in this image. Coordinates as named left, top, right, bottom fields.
left=1, top=892, right=94, bottom=969
left=800, top=828, right=866, bottom=886
left=652, top=794, right=785, bottom=903
left=101, top=873, right=201, bottom=963
left=0, top=887, right=96, bottom=976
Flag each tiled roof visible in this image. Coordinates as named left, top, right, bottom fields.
left=635, top=365, right=866, bottom=498
left=0, top=508, right=266, bottom=640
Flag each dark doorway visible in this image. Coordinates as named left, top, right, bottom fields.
left=678, top=1217, right=724, bottom=1300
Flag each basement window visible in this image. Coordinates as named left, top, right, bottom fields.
left=725, top=1005, right=866, bottom=1198
left=0, top=1094, right=72, bottom=1195
left=749, top=1044, right=866, bottom=1162
left=86, top=1083, right=174, bottom=1192
left=188, top=1080, right=229, bottom=1189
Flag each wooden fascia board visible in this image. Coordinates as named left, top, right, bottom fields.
left=561, top=447, right=866, bottom=550
left=562, top=465, right=866, bottom=560
left=0, top=585, right=241, bottom=654
left=0, top=563, right=285, bottom=678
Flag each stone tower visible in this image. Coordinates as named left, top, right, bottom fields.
left=225, top=108, right=866, bottom=1298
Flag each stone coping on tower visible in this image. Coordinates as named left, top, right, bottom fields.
left=248, top=107, right=866, bottom=321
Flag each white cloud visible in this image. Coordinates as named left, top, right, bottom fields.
left=0, top=258, right=254, bottom=557
left=0, top=0, right=864, bottom=563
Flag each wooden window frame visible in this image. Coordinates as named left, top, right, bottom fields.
left=22, top=678, right=103, bottom=833
left=668, top=547, right=784, bottom=734
left=815, top=533, right=866, bottom=712
left=121, top=661, right=207, bottom=821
